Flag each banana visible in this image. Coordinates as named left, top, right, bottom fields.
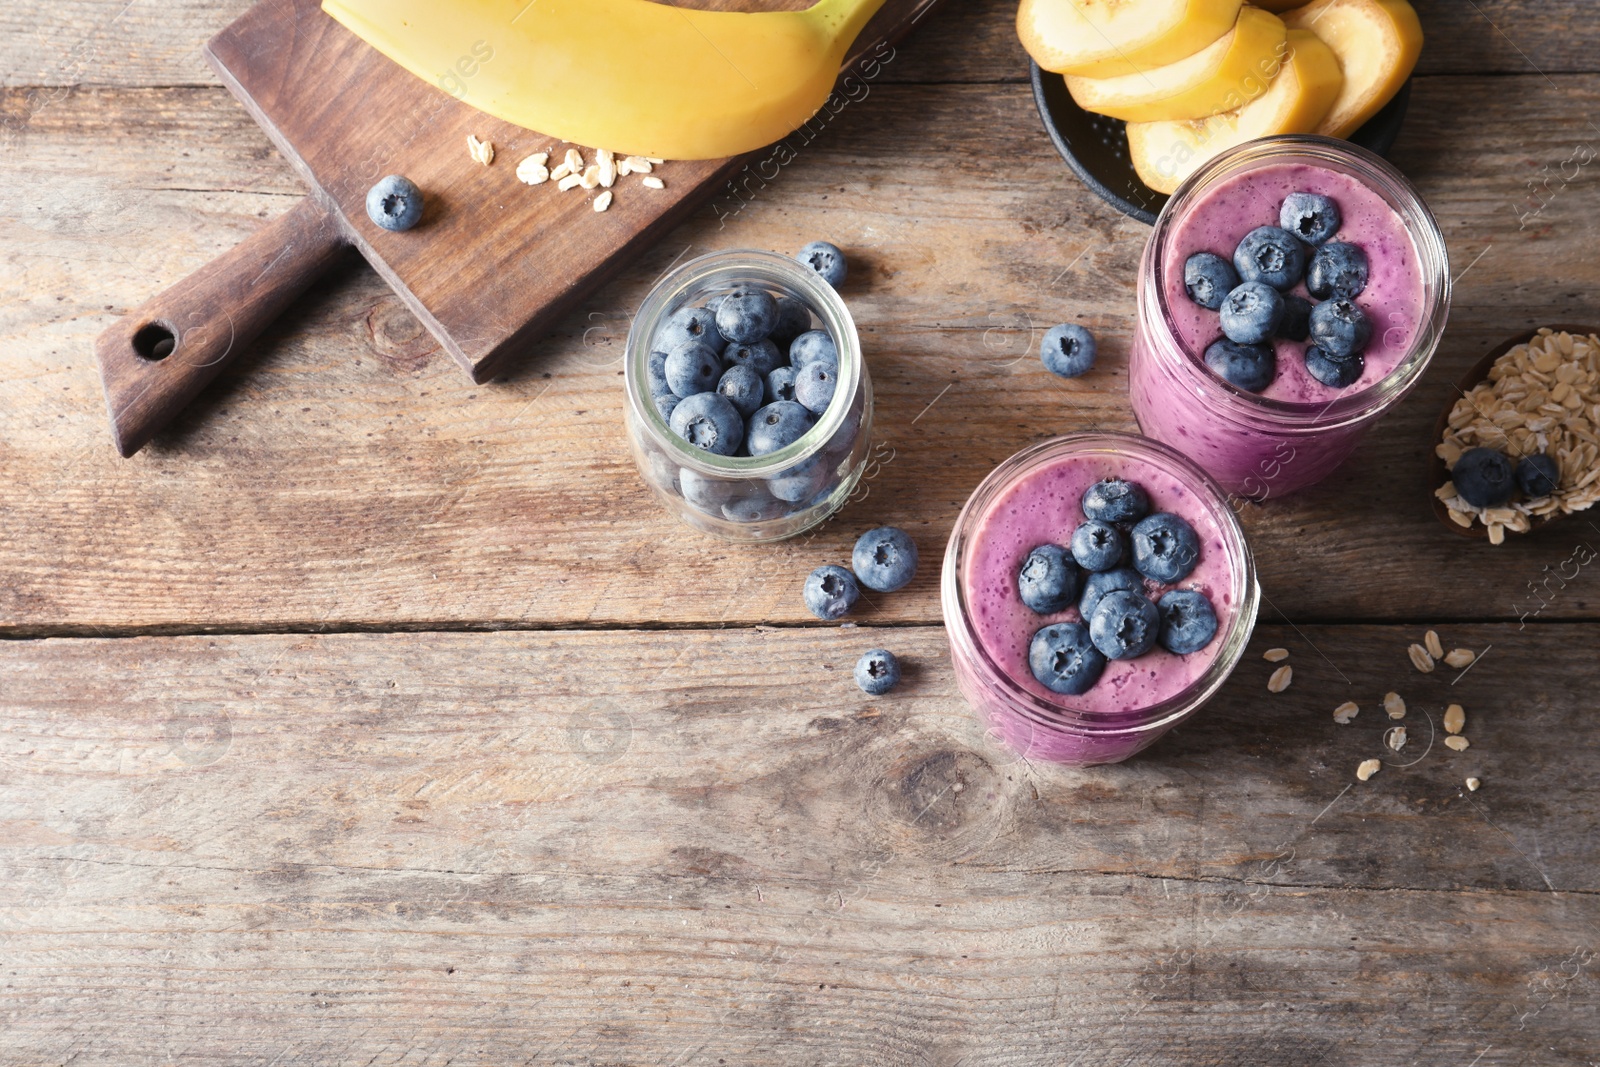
left=1018, top=0, right=1244, bottom=78
left=1283, top=0, right=1423, bottom=138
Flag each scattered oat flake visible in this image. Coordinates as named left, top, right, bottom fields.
left=1443, top=704, right=1466, bottom=734
left=1444, top=735, right=1470, bottom=752
left=1357, top=759, right=1382, bottom=782
left=1424, top=630, right=1444, bottom=660
left=467, top=134, right=494, bottom=166
left=617, top=158, right=633, bottom=176
left=1333, top=701, right=1359, bottom=725
left=642, top=176, right=665, bottom=190
left=593, top=190, right=613, bottom=212
left=1466, top=777, right=1481, bottom=792
left=1444, top=648, right=1475, bottom=669
left=1383, top=692, right=1406, bottom=719
left=1408, top=644, right=1435, bottom=673
left=564, top=148, right=583, bottom=173
left=550, top=161, right=573, bottom=181
left=646, top=156, right=664, bottom=164
left=557, top=173, right=584, bottom=191
left=1385, top=726, right=1407, bottom=752
left=580, top=165, right=600, bottom=189
left=624, top=156, right=654, bottom=174
left=516, top=155, right=551, bottom=185
left=1263, top=648, right=1290, bottom=663
left=1267, top=665, right=1292, bottom=693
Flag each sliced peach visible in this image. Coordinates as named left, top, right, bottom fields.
left=1065, top=6, right=1288, bottom=123
left=1282, top=0, right=1423, bottom=138
left=1018, top=0, right=1243, bottom=79
left=1128, top=29, right=1344, bottom=194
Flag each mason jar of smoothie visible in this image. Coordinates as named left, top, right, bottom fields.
left=1129, top=136, right=1450, bottom=500
left=625, top=249, right=872, bottom=542
left=942, top=432, right=1259, bottom=766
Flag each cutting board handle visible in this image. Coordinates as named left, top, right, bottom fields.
left=94, top=196, right=349, bottom=457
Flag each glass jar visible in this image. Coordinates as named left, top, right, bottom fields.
left=941, top=432, right=1260, bottom=766
left=1129, top=136, right=1451, bottom=500
left=624, top=249, right=872, bottom=542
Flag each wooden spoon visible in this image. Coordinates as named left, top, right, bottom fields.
left=1429, top=324, right=1599, bottom=540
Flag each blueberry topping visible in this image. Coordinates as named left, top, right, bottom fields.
left=1278, top=295, right=1313, bottom=342
left=765, top=365, right=798, bottom=404
left=1070, top=520, right=1127, bottom=573
left=1516, top=453, right=1561, bottom=498
left=794, top=360, right=838, bottom=415
left=797, top=240, right=847, bottom=288
left=1183, top=252, right=1240, bottom=311
left=1308, top=298, right=1372, bottom=359
left=1017, top=544, right=1081, bottom=615
left=1131, top=512, right=1200, bottom=584
left=668, top=391, right=744, bottom=456
left=1088, top=590, right=1161, bottom=660
left=663, top=340, right=724, bottom=398
left=366, top=175, right=424, bottom=231
left=1306, top=241, right=1370, bottom=299
left=852, top=526, right=919, bottom=593
left=804, top=564, right=859, bottom=620
left=1220, top=282, right=1285, bottom=345
left=1303, top=345, right=1364, bottom=389
left=1279, top=192, right=1342, bottom=246
left=1028, top=622, right=1106, bottom=696
left=1452, top=447, right=1515, bottom=508
left=854, top=648, right=901, bottom=695
left=1157, top=589, right=1219, bottom=654
left=746, top=400, right=814, bottom=456
left=770, top=296, right=812, bottom=348
left=768, top=456, right=830, bottom=503
left=1039, top=323, right=1097, bottom=378
left=1081, top=478, right=1151, bottom=525
left=715, top=287, right=779, bottom=344
left=1204, top=338, right=1276, bottom=393
left=659, top=305, right=724, bottom=353
left=1078, top=567, right=1144, bottom=621
left=716, top=363, right=765, bottom=417
left=789, top=329, right=838, bottom=370
left=1234, top=226, right=1307, bottom=291
left=723, top=338, right=783, bottom=377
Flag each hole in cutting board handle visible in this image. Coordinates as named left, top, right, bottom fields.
left=131, top=321, right=177, bottom=361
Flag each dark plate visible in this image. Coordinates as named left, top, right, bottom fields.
left=1030, top=62, right=1412, bottom=224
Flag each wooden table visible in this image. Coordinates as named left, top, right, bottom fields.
left=3, top=2, right=1598, bottom=1062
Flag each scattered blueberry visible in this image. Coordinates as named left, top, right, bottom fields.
left=1082, top=478, right=1150, bottom=526
left=1078, top=567, right=1144, bottom=621
left=1088, top=590, right=1161, bottom=660
left=658, top=305, right=724, bottom=353
left=647, top=350, right=673, bottom=398
left=1303, top=345, right=1364, bottom=388
left=797, top=240, right=847, bottom=288
left=1516, top=453, right=1561, bottom=497
left=1204, top=338, right=1276, bottom=393
left=653, top=393, right=680, bottom=421
left=766, top=365, right=798, bottom=404
left=854, top=649, right=901, bottom=695
left=680, top=467, right=734, bottom=512
left=1279, top=192, right=1342, bottom=246
left=1452, top=447, right=1515, bottom=508
left=804, top=564, right=859, bottom=620
left=715, top=287, right=778, bottom=344
left=664, top=340, right=723, bottom=398
left=1070, top=520, right=1126, bottom=572
left=724, top=338, right=783, bottom=377
left=366, top=175, right=424, bottom=231
left=794, top=360, right=838, bottom=414
left=1131, top=512, right=1200, bottom=584
left=1306, top=242, right=1370, bottom=300
left=1040, top=323, right=1097, bottom=378
left=1157, top=589, right=1219, bottom=654
left=1233, top=226, right=1307, bottom=291
left=746, top=400, right=814, bottom=456
left=1220, top=282, right=1285, bottom=345
left=852, top=526, right=918, bottom=593
left=1278, top=295, right=1313, bottom=342
left=768, top=456, right=830, bottom=503
left=789, top=329, right=838, bottom=370
left=1183, top=252, right=1239, bottom=311
left=1018, top=544, right=1081, bottom=615
left=716, top=363, right=765, bottom=417
left=1028, top=622, right=1106, bottom=696
left=668, top=391, right=744, bottom=456
left=1309, top=298, right=1372, bottom=359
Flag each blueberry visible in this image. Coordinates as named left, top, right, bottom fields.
left=770, top=296, right=812, bottom=349
left=765, top=365, right=798, bottom=404
left=1233, top=226, right=1307, bottom=291
left=653, top=393, right=680, bottom=421
left=1308, top=298, right=1372, bottom=359
left=716, top=363, right=765, bottom=417
left=1131, top=512, right=1200, bottom=584
left=1157, top=589, right=1219, bottom=654
left=722, top=338, right=783, bottom=378
left=664, top=340, right=723, bottom=398
left=1279, top=192, right=1342, bottom=246
left=668, top=391, right=744, bottom=456
left=852, top=526, right=918, bottom=593
left=746, top=400, right=814, bottom=456
left=1306, top=241, right=1370, bottom=300
left=1183, top=252, right=1239, bottom=311
left=659, top=305, right=724, bottom=353
left=1220, top=282, right=1285, bottom=345
left=1028, top=622, right=1106, bottom=696
left=797, top=240, right=847, bottom=288
left=1017, top=544, right=1081, bottom=615
left=1452, top=447, right=1515, bottom=508
left=715, top=287, right=779, bottom=344
left=789, top=329, right=838, bottom=370
left=366, top=175, right=424, bottom=231
left=1040, top=323, right=1097, bottom=378
left=1088, top=590, right=1161, bottom=660
left=722, top=491, right=786, bottom=524
left=1516, top=453, right=1561, bottom=497
left=1278, top=295, right=1313, bottom=342
left=1070, top=520, right=1127, bottom=572
left=1204, top=338, right=1276, bottom=393
left=768, top=456, right=830, bottom=503
left=1303, top=345, right=1364, bottom=388
left=804, top=564, right=859, bottom=620
left=680, top=467, right=734, bottom=513
left=794, top=360, right=838, bottom=414
left=1078, top=567, right=1144, bottom=620
left=647, top=350, right=673, bottom=397
left=1082, top=478, right=1151, bottom=525
left=854, top=649, right=901, bottom=695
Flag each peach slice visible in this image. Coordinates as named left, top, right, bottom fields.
left=1065, top=6, right=1289, bottom=123
left=1128, top=29, right=1343, bottom=194
left=1283, top=0, right=1423, bottom=138
left=1018, top=0, right=1243, bottom=79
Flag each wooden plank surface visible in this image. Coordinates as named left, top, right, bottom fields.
left=1, top=625, right=1595, bottom=1064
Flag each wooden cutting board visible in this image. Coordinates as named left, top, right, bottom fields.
left=93, top=0, right=941, bottom=456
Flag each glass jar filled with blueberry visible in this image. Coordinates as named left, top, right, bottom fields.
left=624, top=248, right=872, bottom=541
